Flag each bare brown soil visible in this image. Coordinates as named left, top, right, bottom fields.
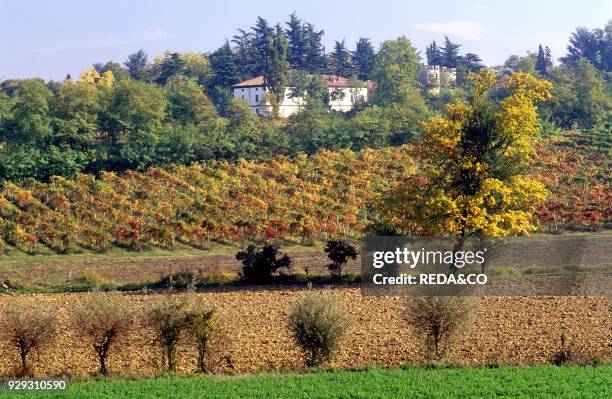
left=0, top=290, right=609, bottom=377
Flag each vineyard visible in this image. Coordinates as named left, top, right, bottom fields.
left=0, top=135, right=609, bottom=255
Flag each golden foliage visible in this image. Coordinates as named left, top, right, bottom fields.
left=380, top=71, right=552, bottom=237
left=77, top=67, right=114, bottom=87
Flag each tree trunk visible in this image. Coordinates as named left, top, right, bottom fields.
left=19, top=343, right=28, bottom=376
left=167, top=347, right=176, bottom=372
left=450, top=236, right=466, bottom=275
left=95, top=344, right=109, bottom=375
left=197, top=345, right=207, bottom=373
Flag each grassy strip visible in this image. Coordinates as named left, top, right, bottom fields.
left=0, top=273, right=362, bottom=294
left=1, top=365, right=609, bottom=399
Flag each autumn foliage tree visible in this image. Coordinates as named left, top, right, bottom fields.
left=378, top=70, right=552, bottom=266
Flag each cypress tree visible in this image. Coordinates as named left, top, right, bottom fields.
left=209, top=40, right=242, bottom=88
left=156, top=52, right=183, bottom=85
left=426, top=40, right=443, bottom=65
left=353, top=38, right=376, bottom=80
left=264, top=25, right=288, bottom=118
left=251, top=17, right=274, bottom=75
left=303, top=23, right=326, bottom=73
left=536, top=44, right=548, bottom=75
left=329, top=39, right=354, bottom=77
left=442, top=36, right=462, bottom=68
left=285, top=12, right=306, bottom=69
left=124, top=50, right=149, bottom=81
left=232, top=29, right=257, bottom=79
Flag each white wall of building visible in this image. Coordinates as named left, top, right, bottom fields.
left=328, top=87, right=368, bottom=112
left=232, top=85, right=368, bottom=117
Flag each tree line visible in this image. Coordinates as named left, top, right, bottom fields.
left=0, top=16, right=609, bottom=182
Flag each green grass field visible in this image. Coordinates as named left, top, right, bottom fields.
left=2, top=365, right=610, bottom=399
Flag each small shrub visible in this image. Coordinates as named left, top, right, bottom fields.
left=588, top=357, right=603, bottom=367
left=552, top=332, right=572, bottom=366
left=200, top=265, right=235, bottom=285
left=155, top=271, right=196, bottom=291
left=148, top=297, right=188, bottom=372
left=72, top=271, right=114, bottom=289
left=550, top=332, right=598, bottom=366
left=236, top=244, right=292, bottom=283
left=0, top=301, right=56, bottom=376
left=74, top=292, right=134, bottom=375
left=406, top=297, right=470, bottom=360
left=184, top=301, right=219, bottom=373
left=288, top=291, right=348, bottom=368
left=324, top=240, right=357, bottom=277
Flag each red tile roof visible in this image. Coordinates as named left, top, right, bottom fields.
left=321, top=75, right=351, bottom=87
left=232, top=75, right=374, bottom=89
left=231, top=76, right=264, bottom=88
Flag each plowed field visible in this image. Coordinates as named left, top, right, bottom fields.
left=0, top=289, right=609, bottom=377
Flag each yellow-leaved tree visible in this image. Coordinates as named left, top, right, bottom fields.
left=377, top=70, right=552, bottom=265
left=78, top=67, right=114, bottom=87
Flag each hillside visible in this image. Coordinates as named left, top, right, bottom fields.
left=0, top=133, right=609, bottom=256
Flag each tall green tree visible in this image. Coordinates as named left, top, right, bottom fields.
left=425, top=40, right=443, bottom=65
left=252, top=17, right=274, bottom=76
left=547, top=59, right=609, bottom=130
left=208, top=40, right=242, bottom=114
left=461, top=53, right=484, bottom=72
left=226, top=99, right=262, bottom=159
left=328, top=39, right=354, bottom=77
left=545, top=46, right=553, bottom=70
left=303, top=23, right=326, bottom=73
left=159, top=76, right=222, bottom=164
left=1, top=79, right=52, bottom=145
left=370, top=37, right=423, bottom=105
left=209, top=40, right=242, bottom=88
left=536, top=45, right=548, bottom=75
left=0, top=80, right=88, bottom=180
left=285, top=12, right=306, bottom=69
left=573, top=64, right=607, bottom=130
left=441, top=36, right=462, bottom=68
left=352, top=38, right=376, bottom=80
left=232, top=29, right=257, bottom=78
left=52, top=79, right=100, bottom=152
left=263, top=25, right=289, bottom=118
left=165, top=76, right=217, bottom=126
left=155, top=52, right=184, bottom=85
left=286, top=101, right=350, bottom=155
left=124, top=50, right=149, bottom=80
left=561, top=22, right=612, bottom=73
left=98, top=79, right=167, bottom=170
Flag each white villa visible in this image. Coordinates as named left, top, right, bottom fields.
left=231, top=75, right=375, bottom=117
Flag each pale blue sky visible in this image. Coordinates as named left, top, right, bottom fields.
left=0, top=0, right=610, bottom=80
